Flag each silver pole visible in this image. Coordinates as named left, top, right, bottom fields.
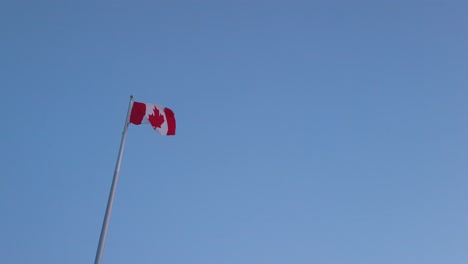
left=94, top=95, right=134, bottom=264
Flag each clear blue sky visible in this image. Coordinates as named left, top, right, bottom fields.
left=1, top=1, right=467, bottom=263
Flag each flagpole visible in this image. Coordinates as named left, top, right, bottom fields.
left=94, top=95, right=134, bottom=264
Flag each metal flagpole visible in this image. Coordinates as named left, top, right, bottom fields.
left=94, top=95, right=134, bottom=264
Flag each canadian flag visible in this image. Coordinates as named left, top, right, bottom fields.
left=129, top=101, right=176, bottom=136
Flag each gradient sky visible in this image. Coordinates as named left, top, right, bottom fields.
left=1, top=1, right=468, bottom=263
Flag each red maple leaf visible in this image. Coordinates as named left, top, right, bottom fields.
left=148, top=106, right=165, bottom=129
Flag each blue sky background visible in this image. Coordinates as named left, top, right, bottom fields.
left=1, top=1, right=467, bottom=263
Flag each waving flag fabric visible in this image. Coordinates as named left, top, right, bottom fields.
left=130, top=101, right=176, bottom=136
